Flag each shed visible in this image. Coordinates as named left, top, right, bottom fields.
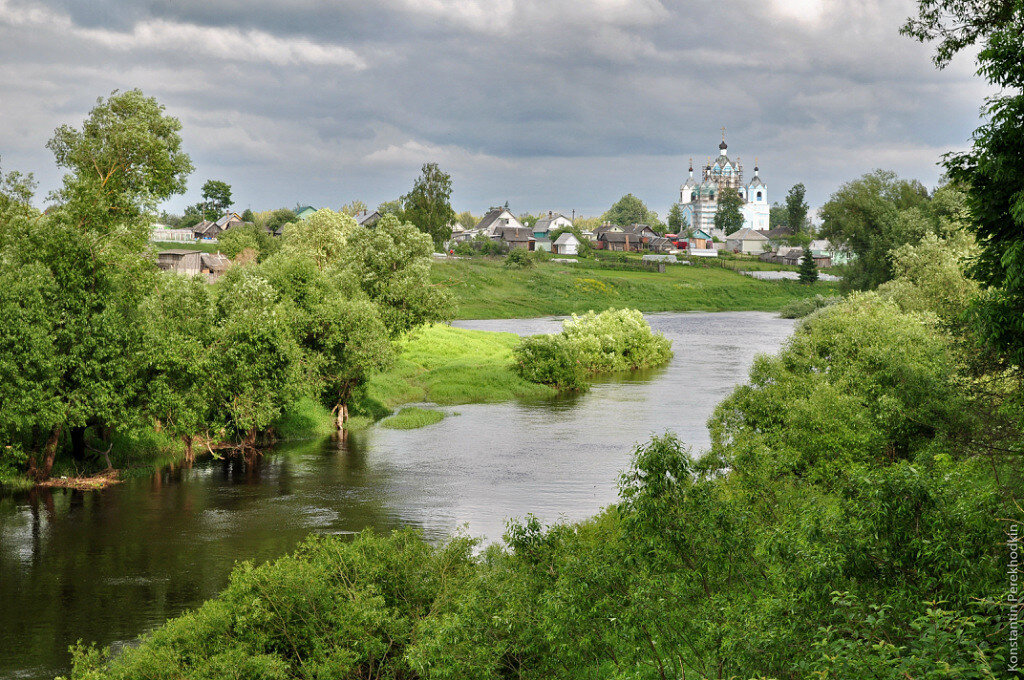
left=552, top=232, right=581, bottom=255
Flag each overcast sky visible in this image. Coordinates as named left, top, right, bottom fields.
left=0, top=0, right=989, bottom=219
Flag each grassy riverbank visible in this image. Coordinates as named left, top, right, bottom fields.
left=356, top=325, right=554, bottom=422
left=430, top=258, right=839, bottom=319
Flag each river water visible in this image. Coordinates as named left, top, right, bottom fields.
left=0, top=312, right=794, bottom=679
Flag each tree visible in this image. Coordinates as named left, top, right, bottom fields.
left=785, top=184, right=809, bottom=235
left=279, top=209, right=356, bottom=271
left=340, top=200, right=368, bottom=216
left=818, top=170, right=935, bottom=291
left=456, top=210, right=476, bottom=230
left=241, top=208, right=255, bottom=222
left=340, top=213, right=454, bottom=338
left=377, top=199, right=405, bottom=221
left=903, top=0, right=1024, bottom=367
left=602, top=194, right=664, bottom=232
left=714, top=188, right=744, bottom=234
left=769, top=202, right=789, bottom=231
left=11, top=89, right=192, bottom=479
left=667, top=203, right=683, bottom=232
left=218, top=222, right=279, bottom=261
left=402, top=163, right=455, bottom=250
left=798, top=247, right=819, bottom=283
left=201, top=180, right=232, bottom=215
left=259, top=208, right=296, bottom=234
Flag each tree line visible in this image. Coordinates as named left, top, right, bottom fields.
left=0, top=90, right=452, bottom=485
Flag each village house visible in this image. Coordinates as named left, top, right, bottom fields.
left=355, top=209, right=382, bottom=227
left=157, top=250, right=232, bottom=281
left=295, top=206, right=318, bottom=220
left=532, top=211, right=573, bottom=239
left=760, top=245, right=833, bottom=268
left=552, top=232, right=581, bottom=255
left=475, top=207, right=526, bottom=235
left=810, top=239, right=849, bottom=265
left=192, top=212, right=245, bottom=240
left=725, top=227, right=770, bottom=254
left=491, top=225, right=536, bottom=250
left=593, top=223, right=662, bottom=252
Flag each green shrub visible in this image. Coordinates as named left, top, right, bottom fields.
left=504, top=248, right=533, bottom=269
left=379, top=407, right=445, bottom=429
left=511, top=334, right=589, bottom=391
left=778, top=294, right=842, bottom=318
left=513, top=308, right=673, bottom=390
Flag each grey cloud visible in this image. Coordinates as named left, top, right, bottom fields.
left=0, top=0, right=991, bottom=216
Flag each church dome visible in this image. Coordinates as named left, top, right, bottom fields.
left=719, top=140, right=728, bottom=150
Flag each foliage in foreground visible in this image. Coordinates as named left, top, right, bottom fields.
left=67, top=291, right=1019, bottom=679
left=512, top=309, right=673, bottom=390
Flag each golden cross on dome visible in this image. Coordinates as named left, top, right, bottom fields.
left=721, top=126, right=726, bottom=141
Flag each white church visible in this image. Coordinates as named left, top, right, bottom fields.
left=679, top=135, right=768, bottom=234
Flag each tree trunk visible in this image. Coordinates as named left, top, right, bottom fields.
left=28, top=426, right=63, bottom=482
left=183, top=434, right=194, bottom=464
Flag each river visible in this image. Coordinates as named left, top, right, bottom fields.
left=0, top=311, right=795, bottom=679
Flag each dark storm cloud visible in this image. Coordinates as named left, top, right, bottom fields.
left=0, top=0, right=989, bottom=217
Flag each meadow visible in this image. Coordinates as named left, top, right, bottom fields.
left=354, top=324, right=555, bottom=424
left=430, top=257, right=839, bottom=319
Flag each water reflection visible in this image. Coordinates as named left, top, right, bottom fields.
left=0, top=311, right=794, bottom=680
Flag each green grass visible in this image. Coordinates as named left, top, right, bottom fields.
left=360, top=324, right=554, bottom=414
left=274, top=397, right=337, bottom=440
left=149, top=241, right=225, bottom=253
left=379, top=407, right=446, bottom=430
left=431, top=258, right=841, bottom=319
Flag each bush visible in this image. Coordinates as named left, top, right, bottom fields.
left=504, top=248, right=533, bottom=269
left=778, top=294, right=842, bottom=318
left=511, top=334, right=589, bottom=390
left=513, top=308, right=673, bottom=390
left=379, top=407, right=445, bottom=430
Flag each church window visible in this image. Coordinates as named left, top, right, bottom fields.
left=756, top=191, right=763, bottom=200
left=690, top=192, right=696, bottom=202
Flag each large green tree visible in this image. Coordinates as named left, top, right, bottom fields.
left=714, top=188, right=745, bottom=234
left=201, top=179, right=232, bottom=215
left=3, top=90, right=192, bottom=479
left=818, top=170, right=946, bottom=291
left=904, top=0, right=1024, bottom=367
left=785, top=183, right=809, bottom=234
left=402, top=163, right=455, bottom=250
left=666, top=203, right=683, bottom=232
left=602, top=193, right=664, bottom=232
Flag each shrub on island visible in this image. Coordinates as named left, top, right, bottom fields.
left=512, top=308, right=673, bottom=391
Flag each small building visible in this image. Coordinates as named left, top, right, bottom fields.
left=552, top=232, right=581, bottom=255
left=157, top=249, right=203, bottom=275
left=687, top=228, right=713, bottom=250
left=355, top=210, right=382, bottom=228
left=810, top=239, right=848, bottom=266
left=534, top=238, right=552, bottom=252
left=295, top=206, right=318, bottom=220
left=725, top=227, right=770, bottom=254
left=492, top=226, right=536, bottom=250
left=192, top=220, right=218, bottom=240
left=476, top=207, right=526, bottom=236
left=532, top=211, right=573, bottom=238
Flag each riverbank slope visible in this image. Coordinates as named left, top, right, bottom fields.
left=430, top=258, right=839, bottom=319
